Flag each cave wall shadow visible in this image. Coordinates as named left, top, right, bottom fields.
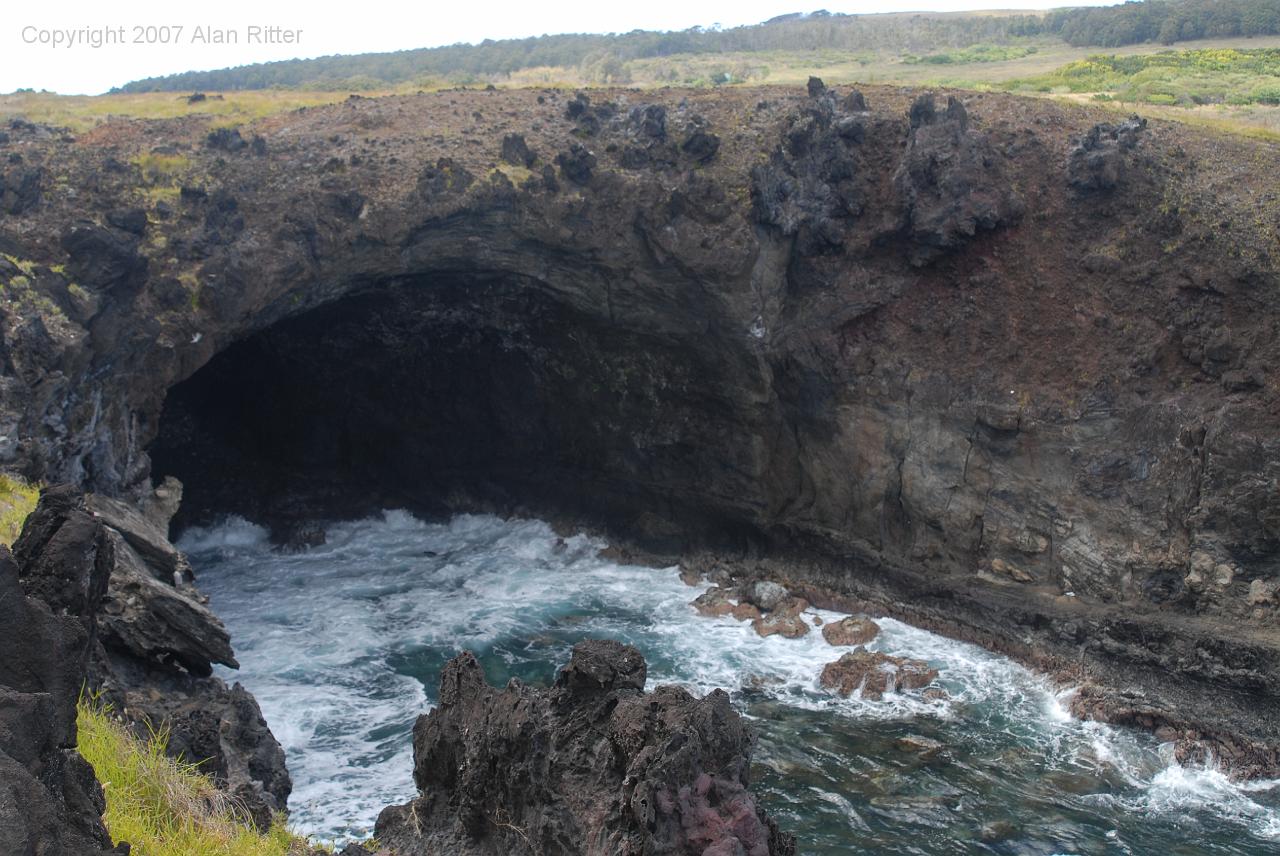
left=150, top=273, right=773, bottom=554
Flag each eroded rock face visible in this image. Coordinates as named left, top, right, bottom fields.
left=3, top=85, right=1280, bottom=771
left=86, top=498, right=290, bottom=828
left=7, top=486, right=289, bottom=832
left=375, top=640, right=795, bottom=856
left=0, top=487, right=118, bottom=856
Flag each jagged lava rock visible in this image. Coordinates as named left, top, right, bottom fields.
left=375, top=639, right=795, bottom=856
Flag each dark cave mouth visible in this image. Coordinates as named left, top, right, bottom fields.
left=149, top=273, right=768, bottom=552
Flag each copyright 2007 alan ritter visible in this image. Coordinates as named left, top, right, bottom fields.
left=20, top=24, right=303, bottom=49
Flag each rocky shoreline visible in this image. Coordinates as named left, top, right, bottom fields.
left=0, top=487, right=799, bottom=855
left=2, top=78, right=1280, bottom=846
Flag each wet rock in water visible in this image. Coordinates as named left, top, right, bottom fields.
left=742, top=673, right=784, bottom=691
left=692, top=586, right=760, bottom=621
left=679, top=564, right=702, bottom=586
left=375, top=639, right=795, bottom=856
left=820, top=649, right=940, bottom=700
left=746, top=580, right=790, bottom=611
left=822, top=616, right=880, bottom=647
left=752, top=612, right=810, bottom=639
left=922, top=687, right=951, bottom=702
left=693, top=585, right=737, bottom=616
left=777, top=596, right=810, bottom=617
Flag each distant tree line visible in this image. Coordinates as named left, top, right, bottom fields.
left=114, top=1, right=1280, bottom=92
left=1039, top=0, right=1280, bottom=47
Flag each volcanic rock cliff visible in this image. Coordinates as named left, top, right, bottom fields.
left=1, top=83, right=1279, bottom=775
left=0, top=486, right=289, bottom=854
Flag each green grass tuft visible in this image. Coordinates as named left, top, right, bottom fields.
left=0, top=474, right=38, bottom=548
left=76, top=699, right=317, bottom=856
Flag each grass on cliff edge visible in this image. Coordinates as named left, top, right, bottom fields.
left=75, top=700, right=318, bottom=856
left=0, top=473, right=38, bottom=547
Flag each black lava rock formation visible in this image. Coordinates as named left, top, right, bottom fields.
left=376, top=640, right=795, bottom=856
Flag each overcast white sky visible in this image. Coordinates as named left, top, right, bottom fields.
left=5, top=0, right=1118, bottom=95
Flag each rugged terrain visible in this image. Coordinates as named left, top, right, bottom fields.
left=0, top=485, right=289, bottom=852
left=1, top=80, right=1279, bottom=786
left=376, top=640, right=794, bottom=855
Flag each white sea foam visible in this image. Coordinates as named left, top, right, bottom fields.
left=182, top=511, right=1280, bottom=850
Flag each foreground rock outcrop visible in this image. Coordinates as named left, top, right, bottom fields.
left=2, top=82, right=1279, bottom=771
left=2, top=486, right=289, bottom=839
left=81, top=490, right=290, bottom=828
left=376, top=640, right=795, bottom=856
left=0, top=488, right=118, bottom=855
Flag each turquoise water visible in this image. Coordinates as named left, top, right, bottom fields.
left=183, top=512, right=1280, bottom=854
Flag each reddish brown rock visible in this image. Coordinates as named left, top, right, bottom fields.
left=752, top=612, right=810, bottom=639
left=821, top=616, right=880, bottom=647
left=776, top=596, right=810, bottom=617
left=692, top=587, right=761, bottom=622
left=692, top=586, right=737, bottom=617
left=819, top=650, right=939, bottom=700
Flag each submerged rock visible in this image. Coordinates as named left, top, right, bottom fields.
left=896, top=734, right=944, bottom=759
left=375, top=639, right=795, bottom=856
left=819, top=649, right=940, bottom=700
